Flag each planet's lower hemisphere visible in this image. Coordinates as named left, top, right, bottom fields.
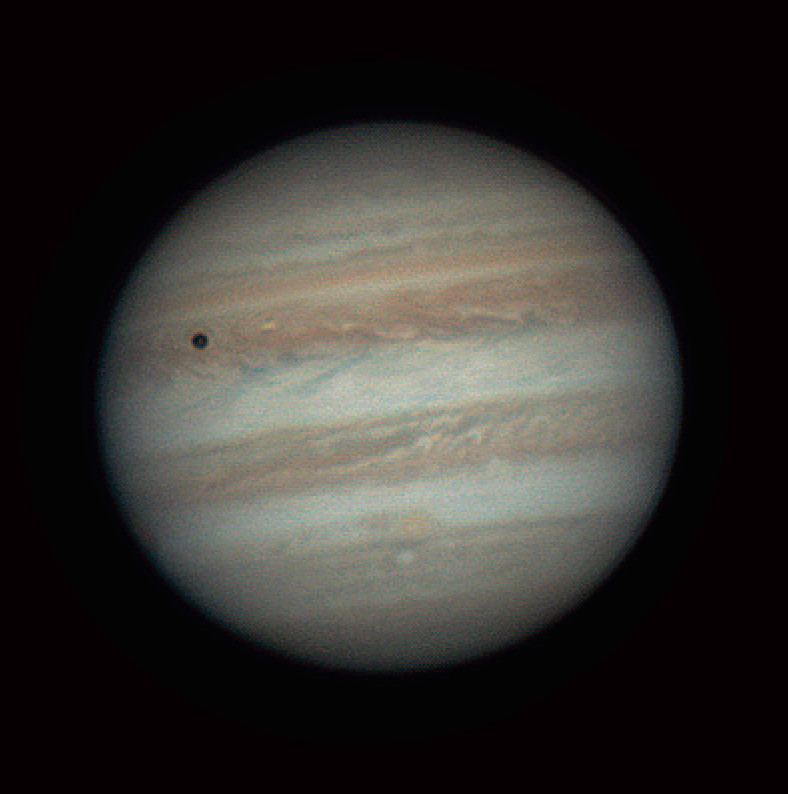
left=98, top=123, right=682, bottom=672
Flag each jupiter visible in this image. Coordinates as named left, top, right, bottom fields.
left=97, top=122, right=682, bottom=673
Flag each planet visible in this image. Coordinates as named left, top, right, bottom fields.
left=96, top=122, right=681, bottom=673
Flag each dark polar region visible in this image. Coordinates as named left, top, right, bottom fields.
left=97, top=122, right=682, bottom=673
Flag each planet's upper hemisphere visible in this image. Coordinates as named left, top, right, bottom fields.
left=97, top=123, right=682, bottom=672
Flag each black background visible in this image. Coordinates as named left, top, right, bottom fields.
left=11, top=11, right=771, bottom=787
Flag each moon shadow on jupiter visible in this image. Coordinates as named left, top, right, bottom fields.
left=23, top=65, right=725, bottom=743
left=97, top=117, right=683, bottom=674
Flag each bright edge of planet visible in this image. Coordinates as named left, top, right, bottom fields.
left=96, top=122, right=682, bottom=674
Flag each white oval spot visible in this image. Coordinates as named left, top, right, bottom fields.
left=395, top=549, right=417, bottom=566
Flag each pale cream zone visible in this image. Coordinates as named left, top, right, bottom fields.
left=99, top=125, right=681, bottom=670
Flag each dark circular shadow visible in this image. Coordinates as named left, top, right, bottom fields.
left=191, top=332, right=209, bottom=349
left=20, top=61, right=728, bottom=744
